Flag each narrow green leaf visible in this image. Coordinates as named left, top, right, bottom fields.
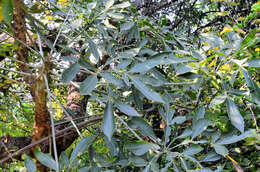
left=178, top=128, right=192, bottom=138
left=201, top=152, right=221, bottom=162
left=2, top=0, right=13, bottom=26
left=128, top=117, right=157, bottom=141
left=88, top=39, right=100, bottom=61
left=192, top=119, right=210, bottom=139
left=34, top=151, right=58, bottom=171
left=125, top=142, right=154, bottom=156
left=100, top=73, right=124, bottom=87
left=115, top=100, right=139, bottom=116
left=112, top=1, right=131, bottom=8
left=209, top=94, right=227, bottom=108
left=226, top=98, right=244, bottom=133
left=213, top=144, right=228, bottom=156
left=102, top=101, right=115, bottom=141
left=25, top=155, right=36, bottom=172
left=107, top=12, right=124, bottom=19
left=183, top=145, right=203, bottom=156
left=59, top=152, right=69, bottom=170
left=120, top=21, right=135, bottom=31
left=129, top=155, right=147, bottom=167
left=105, top=0, right=114, bottom=9
left=130, top=76, right=164, bottom=103
left=245, top=58, right=260, bottom=68
left=117, top=48, right=140, bottom=59
left=79, top=74, right=98, bottom=95
left=70, top=136, right=95, bottom=162
left=216, top=130, right=252, bottom=144
left=180, top=157, right=188, bottom=170
left=171, top=116, right=186, bottom=125
left=61, top=63, right=80, bottom=83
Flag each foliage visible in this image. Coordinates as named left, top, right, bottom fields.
left=0, top=0, right=259, bottom=171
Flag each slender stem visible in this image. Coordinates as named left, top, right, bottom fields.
left=0, top=66, right=32, bottom=76
left=43, top=74, right=59, bottom=171
left=114, top=113, right=143, bottom=141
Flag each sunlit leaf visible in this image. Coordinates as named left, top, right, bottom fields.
left=213, top=144, right=228, bottom=156
left=192, top=119, right=210, bottom=139
left=25, top=155, right=36, bottom=172
left=182, top=145, right=203, bottom=156
left=209, top=94, right=227, bottom=107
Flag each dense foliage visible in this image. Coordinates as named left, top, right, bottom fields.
left=0, top=0, right=259, bottom=171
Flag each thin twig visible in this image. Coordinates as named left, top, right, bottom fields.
left=0, top=66, right=32, bottom=76
left=114, top=113, right=143, bottom=141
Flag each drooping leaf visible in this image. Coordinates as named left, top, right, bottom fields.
left=226, top=98, right=244, bottom=133
left=105, top=0, right=114, bottom=9
left=25, top=155, right=36, bottom=172
left=79, top=74, right=98, bottom=95
left=216, top=130, right=253, bottom=144
left=100, top=73, right=124, bottom=87
left=59, top=152, right=69, bottom=170
left=213, top=144, right=228, bottom=156
left=115, top=100, right=139, bottom=116
left=129, top=155, right=148, bottom=167
left=244, top=58, right=260, bottom=68
left=70, top=136, right=96, bottom=162
left=201, top=152, right=221, bottom=162
left=88, top=39, right=100, bottom=61
left=128, top=117, right=157, bottom=141
left=117, top=48, right=140, bottom=59
left=125, top=142, right=154, bottom=156
left=2, top=0, right=13, bottom=25
left=209, top=94, right=227, bottom=108
left=192, top=119, right=210, bottom=139
left=182, top=145, right=203, bottom=156
left=120, top=21, right=135, bottom=31
left=112, top=1, right=131, bottom=8
left=130, top=76, right=164, bottom=103
left=101, top=101, right=115, bottom=141
left=34, top=151, right=58, bottom=171
left=61, top=63, right=80, bottom=83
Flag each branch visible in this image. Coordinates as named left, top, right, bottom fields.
left=0, top=117, right=102, bottom=164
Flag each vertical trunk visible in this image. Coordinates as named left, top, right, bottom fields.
left=13, top=0, right=50, bottom=171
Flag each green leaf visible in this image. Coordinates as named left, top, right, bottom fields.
left=61, top=63, right=80, bottom=83
left=125, top=142, right=154, bottom=156
left=115, top=100, right=139, bottom=116
left=102, top=101, right=115, bottom=141
left=100, top=73, right=124, bottom=87
left=34, top=151, right=58, bottom=171
left=128, top=117, right=157, bottom=141
left=194, top=106, right=205, bottom=121
left=130, top=76, right=164, bottom=103
left=105, top=0, right=114, bottom=9
left=209, top=94, right=227, bottom=108
left=201, top=152, right=221, bottom=162
left=183, top=145, right=203, bottom=156
left=70, top=136, right=95, bottom=162
left=175, top=64, right=193, bottom=75
left=120, top=21, right=135, bottom=31
left=25, top=155, right=36, bottom=172
left=2, top=0, right=13, bottom=26
left=245, top=58, right=260, bottom=67
left=171, top=116, right=186, bottom=125
left=59, top=152, right=69, bottom=170
left=180, top=157, right=188, bottom=170
left=112, top=1, right=131, bottom=8
left=107, top=12, right=124, bottom=19
left=213, top=144, right=228, bottom=156
left=88, top=39, right=100, bottom=61
left=226, top=98, right=244, bottom=133
left=216, top=130, right=252, bottom=144
left=192, top=119, right=210, bottom=139
left=79, top=74, right=98, bottom=95
left=117, top=48, right=140, bottom=59
left=178, top=128, right=192, bottom=138
left=241, top=29, right=256, bottom=48
left=129, top=155, right=147, bottom=167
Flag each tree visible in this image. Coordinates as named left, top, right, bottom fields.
left=0, top=0, right=259, bottom=171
